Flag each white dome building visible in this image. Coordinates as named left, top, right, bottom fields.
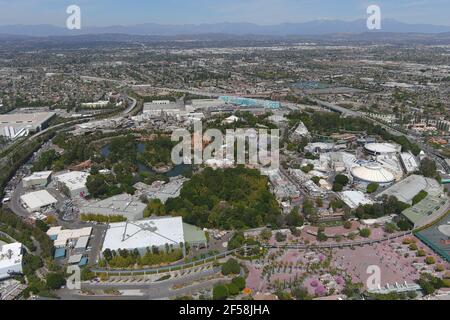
left=364, top=143, right=400, bottom=155
left=351, top=162, right=395, bottom=185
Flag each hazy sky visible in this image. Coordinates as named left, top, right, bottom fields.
left=0, top=0, right=448, bottom=26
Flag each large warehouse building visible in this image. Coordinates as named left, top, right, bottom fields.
left=0, top=112, right=55, bottom=140
left=20, top=190, right=57, bottom=212
left=364, top=142, right=401, bottom=156
left=102, top=216, right=207, bottom=254
left=377, top=174, right=443, bottom=204
left=351, top=162, right=395, bottom=185
left=80, top=193, right=147, bottom=221
left=0, top=242, right=23, bottom=280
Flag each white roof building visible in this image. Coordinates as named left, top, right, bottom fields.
left=0, top=112, right=55, bottom=140
left=47, top=226, right=92, bottom=248
left=22, top=171, right=52, bottom=188
left=339, top=191, right=373, bottom=209
left=102, top=217, right=185, bottom=252
left=0, top=242, right=23, bottom=280
left=20, top=190, right=57, bottom=212
left=293, top=121, right=310, bottom=138
left=54, top=171, right=90, bottom=198
left=400, top=152, right=419, bottom=174
left=364, top=142, right=401, bottom=155
left=351, top=163, right=395, bottom=185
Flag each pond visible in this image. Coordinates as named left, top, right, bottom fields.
left=100, top=143, right=191, bottom=178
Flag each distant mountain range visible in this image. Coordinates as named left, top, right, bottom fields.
left=1, top=19, right=450, bottom=37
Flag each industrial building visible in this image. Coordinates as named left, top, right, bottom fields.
left=54, top=171, right=90, bottom=198
left=351, top=162, right=395, bottom=185
left=47, top=226, right=92, bottom=248
left=401, top=195, right=448, bottom=227
left=400, top=152, right=419, bottom=174
left=20, top=190, right=57, bottom=212
left=364, top=142, right=401, bottom=156
left=143, top=100, right=184, bottom=118
left=292, top=122, right=310, bottom=139
left=102, top=216, right=207, bottom=254
left=0, top=243, right=23, bottom=280
left=80, top=193, right=147, bottom=221
left=377, top=174, right=443, bottom=204
left=0, top=112, right=55, bottom=140
left=22, top=171, right=52, bottom=188
left=339, top=191, right=373, bottom=209
left=133, top=176, right=188, bottom=203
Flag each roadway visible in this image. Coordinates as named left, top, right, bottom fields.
left=57, top=266, right=223, bottom=300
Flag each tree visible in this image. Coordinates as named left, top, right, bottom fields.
left=275, top=232, right=287, bottom=242
left=412, top=190, right=428, bottom=205
left=334, top=174, right=349, bottom=186
left=231, top=277, right=246, bottom=291
left=367, top=183, right=379, bottom=194
left=343, top=221, right=352, bottom=229
left=260, top=229, right=272, bottom=241
left=285, top=207, right=303, bottom=227
left=144, top=199, right=166, bottom=217
left=213, top=284, right=229, bottom=300
left=419, top=158, right=439, bottom=180
left=226, top=283, right=240, bottom=296
left=292, top=286, right=312, bottom=300
left=332, top=183, right=343, bottom=192
left=221, top=258, right=240, bottom=276
left=317, top=232, right=328, bottom=242
left=46, top=272, right=66, bottom=290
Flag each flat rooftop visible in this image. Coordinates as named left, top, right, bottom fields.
left=102, top=216, right=185, bottom=252
left=0, top=243, right=23, bottom=269
left=20, top=190, right=57, bottom=210
left=80, top=193, right=146, bottom=220
left=0, top=112, right=55, bottom=125
left=23, top=171, right=52, bottom=181
left=54, top=171, right=89, bottom=190
left=402, top=195, right=448, bottom=226
left=377, top=174, right=443, bottom=204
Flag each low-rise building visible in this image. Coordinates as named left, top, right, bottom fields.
left=102, top=216, right=207, bottom=254
left=0, top=243, right=23, bottom=280
left=20, top=190, right=57, bottom=212
left=54, top=171, right=90, bottom=198
left=22, top=171, right=52, bottom=188
left=80, top=193, right=147, bottom=221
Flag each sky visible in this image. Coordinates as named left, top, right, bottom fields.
left=0, top=0, right=448, bottom=26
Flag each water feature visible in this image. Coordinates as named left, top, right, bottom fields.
left=100, top=143, right=190, bottom=178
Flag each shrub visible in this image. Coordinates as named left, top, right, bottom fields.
left=232, top=277, right=246, bottom=291
left=360, top=228, right=371, bottom=238
left=213, top=284, right=229, bottom=300
left=221, top=258, right=240, bottom=276
left=343, top=221, right=352, bottom=229
left=435, top=265, right=445, bottom=272
left=46, top=272, right=66, bottom=290
left=425, top=256, right=436, bottom=265
left=226, top=283, right=240, bottom=296
left=366, top=182, right=379, bottom=194
left=409, top=243, right=418, bottom=251
left=417, top=249, right=426, bottom=257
